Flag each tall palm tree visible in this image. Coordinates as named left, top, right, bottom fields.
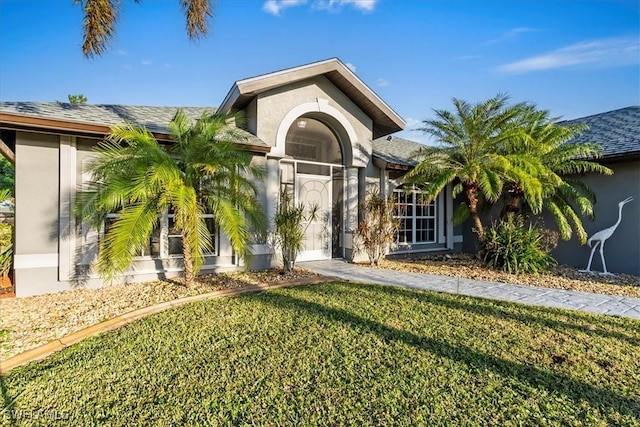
left=501, top=108, right=612, bottom=243
left=406, top=94, right=534, bottom=242
left=74, top=0, right=212, bottom=57
left=78, top=109, right=266, bottom=286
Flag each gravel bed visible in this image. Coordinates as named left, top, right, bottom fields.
left=381, top=253, right=640, bottom=297
left=0, top=269, right=317, bottom=361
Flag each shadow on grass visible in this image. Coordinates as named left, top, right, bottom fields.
left=322, top=281, right=640, bottom=347
left=258, top=288, right=640, bottom=420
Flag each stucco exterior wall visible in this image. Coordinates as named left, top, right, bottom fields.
left=13, top=132, right=65, bottom=296
left=253, top=75, right=373, bottom=167
left=460, top=159, right=639, bottom=275
left=12, top=131, right=268, bottom=297
left=14, top=132, right=59, bottom=256
left=550, top=159, right=639, bottom=275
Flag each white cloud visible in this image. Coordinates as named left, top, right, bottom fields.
left=345, top=62, right=356, bottom=72
left=165, top=63, right=172, bottom=69
left=403, top=117, right=424, bottom=132
left=141, top=60, right=152, bottom=66
left=315, top=0, right=378, bottom=12
left=123, top=64, right=133, bottom=71
left=116, top=49, right=127, bottom=56
left=263, top=0, right=307, bottom=15
left=394, top=117, right=438, bottom=145
left=376, top=78, right=388, bottom=87
left=262, top=0, right=377, bottom=15
left=484, top=27, right=540, bottom=44
left=497, top=35, right=640, bottom=74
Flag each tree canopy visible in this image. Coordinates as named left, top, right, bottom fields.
left=406, top=94, right=533, bottom=241
left=407, top=94, right=611, bottom=246
left=78, top=109, right=265, bottom=286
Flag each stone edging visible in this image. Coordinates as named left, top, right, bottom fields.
left=0, top=276, right=334, bottom=374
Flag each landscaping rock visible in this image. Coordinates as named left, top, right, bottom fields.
left=0, top=269, right=317, bottom=361
left=379, top=253, right=639, bottom=297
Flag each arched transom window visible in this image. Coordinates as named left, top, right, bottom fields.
left=285, top=117, right=342, bottom=165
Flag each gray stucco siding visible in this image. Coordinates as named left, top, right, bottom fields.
left=459, top=159, right=639, bottom=275
left=549, top=159, right=640, bottom=275
left=15, top=132, right=60, bottom=256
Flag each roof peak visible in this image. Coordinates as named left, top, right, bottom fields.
left=218, top=57, right=405, bottom=139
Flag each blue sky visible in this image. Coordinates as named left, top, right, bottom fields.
left=1, top=0, right=638, bottom=143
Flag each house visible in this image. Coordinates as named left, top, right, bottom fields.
left=0, top=58, right=463, bottom=297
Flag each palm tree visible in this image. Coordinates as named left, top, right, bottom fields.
left=501, top=108, right=612, bottom=243
left=406, top=94, right=533, bottom=242
left=78, top=109, right=266, bottom=286
left=75, top=0, right=212, bottom=57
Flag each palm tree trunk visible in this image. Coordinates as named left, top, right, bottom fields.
left=182, top=231, right=195, bottom=287
left=465, top=184, right=485, bottom=242
left=503, top=184, right=522, bottom=217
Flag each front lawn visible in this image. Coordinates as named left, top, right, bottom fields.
left=2, top=282, right=639, bottom=425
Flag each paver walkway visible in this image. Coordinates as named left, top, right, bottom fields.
left=300, top=260, right=640, bottom=319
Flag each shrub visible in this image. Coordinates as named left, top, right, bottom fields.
left=481, top=215, right=556, bottom=274
left=272, top=189, right=318, bottom=273
left=354, top=190, right=400, bottom=265
left=0, top=222, right=12, bottom=277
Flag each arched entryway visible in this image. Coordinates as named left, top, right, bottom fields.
left=280, top=116, right=346, bottom=261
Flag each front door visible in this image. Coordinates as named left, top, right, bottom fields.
left=296, top=174, right=331, bottom=261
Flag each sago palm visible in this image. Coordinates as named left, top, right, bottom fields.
left=501, top=108, right=612, bottom=243
left=78, top=109, right=266, bottom=286
left=407, top=94, right=533, bottom=242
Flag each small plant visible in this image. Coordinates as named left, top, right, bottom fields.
left=354, top=189, right=400, bottom=265
left=68, top=94, right=87, bottom=105
left=481, top=215, right=556, bottom=274
left=272, top=189, right=318, bottom=273
left=0, top=222, right=12, bottom=279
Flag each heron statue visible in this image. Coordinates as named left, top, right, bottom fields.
left=580, top=196, right=633, bottom=275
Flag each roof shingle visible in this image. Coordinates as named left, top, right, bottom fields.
left=372, top=135, right=424, bottom=167
left=0, top=102, right=268, bottom=149
left=562, top=106, right=640, bottom=158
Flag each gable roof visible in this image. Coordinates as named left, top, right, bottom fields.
left=562, top=106, right=640, bottom=159
left=372, top=135, right=424, bottom=170
left=219, top=58, right=406, bottom=139
left=0, top=102, right=269, bottom=152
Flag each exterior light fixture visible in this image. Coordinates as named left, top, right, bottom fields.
left=297, top=119, right=307, bottom=128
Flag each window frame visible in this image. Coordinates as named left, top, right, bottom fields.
left=167, top=213, right=217, bottom=257
left=101, top=211, right=217, bottom=260
left=393, top=186, right=437, bottom=245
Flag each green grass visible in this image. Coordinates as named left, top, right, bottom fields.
left=2, top=282, right=639, bottom=426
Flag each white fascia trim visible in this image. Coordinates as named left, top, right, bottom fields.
left=235, top=58, right=338, bottom=86
left=221, top=58, right=405, bottom=128
left=218, top=84, right=241, bottom=113
left=14, top=253, right=59, bottom=269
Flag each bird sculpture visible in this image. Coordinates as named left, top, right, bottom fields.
left=580, top=196, right=633, bottom=275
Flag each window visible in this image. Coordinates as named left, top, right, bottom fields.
left=285, top=117, right=342, bottom=164
left=168, top=214, right=216, bottom=256
left=393, top=186, right=436, bottom=245
left=102, top=212, right=216, bottom=258
left=104, top=214, right=161, bottom=257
